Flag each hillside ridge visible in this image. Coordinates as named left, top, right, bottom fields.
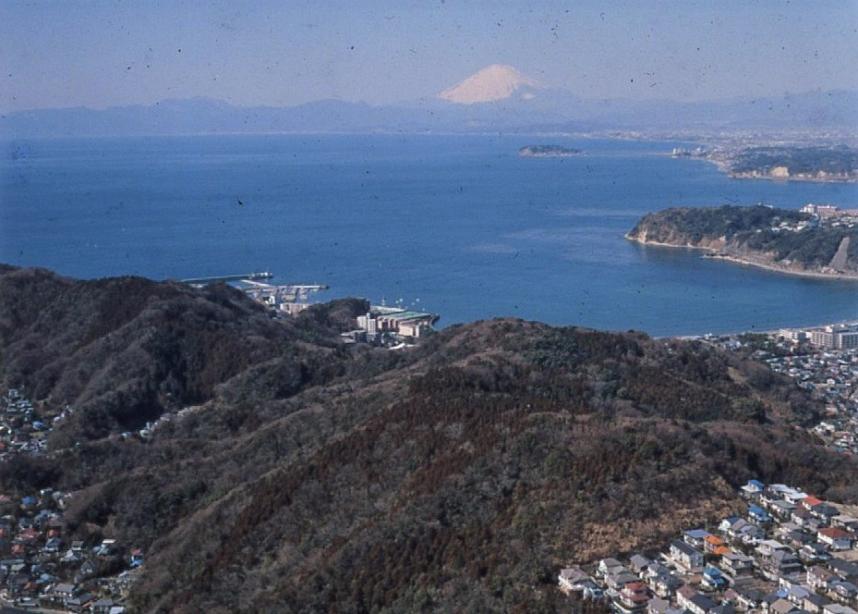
left=1, top=265, right=856, bottom=612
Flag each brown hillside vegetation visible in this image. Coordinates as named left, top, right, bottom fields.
left=1, top=266, right=857, bottom=613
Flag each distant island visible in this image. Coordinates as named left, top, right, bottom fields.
left=701, top=145, right=858, bottom=183
left=518, top=145, right=582, bottom=158
left=627, top=204, right=858, bottom=279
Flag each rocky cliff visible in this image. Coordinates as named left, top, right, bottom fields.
left=627, top=205, right=858, bottom=278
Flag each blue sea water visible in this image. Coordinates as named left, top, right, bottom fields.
left=1, top=134, right=857, bottom=337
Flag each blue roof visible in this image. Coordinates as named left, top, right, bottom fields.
left=748, top=479, right=764, bottom=488
left=704, top=566, right=723, bottom=577
left=748, top=504, right=769, bottom=516
left=685, top=529, right=710, bottom=539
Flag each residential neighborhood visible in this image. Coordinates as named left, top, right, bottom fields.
left=701, top=326, right=858, bottom=455
left=560, top=481, right=858, bottom=614
left=0, top=388, right=54, bottom=460
left=0, top=391, right=139, bottom=612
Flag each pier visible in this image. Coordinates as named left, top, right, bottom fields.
left=179, top=272, right=273, bottom=286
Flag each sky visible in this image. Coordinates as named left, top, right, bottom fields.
left=1, top=0, right=857, bottom=113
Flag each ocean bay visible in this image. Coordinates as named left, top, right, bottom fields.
left=1, top=133, right=856, bottom=336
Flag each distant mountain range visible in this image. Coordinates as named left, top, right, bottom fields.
left=2, top=65, right=857, bottom=137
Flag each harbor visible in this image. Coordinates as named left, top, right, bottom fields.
left=179, top=272, right=440, bottom=344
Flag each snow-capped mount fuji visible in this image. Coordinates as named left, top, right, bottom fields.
left=2, top=63, right=855, bottom=136
left=438, top=64, right=542, bottom=105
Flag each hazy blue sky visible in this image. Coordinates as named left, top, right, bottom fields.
left=2, top=0, right=857, bottom=112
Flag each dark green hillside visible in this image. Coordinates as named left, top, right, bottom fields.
left=731, top=145, right=858, bottom=177
left=0, top=267, right=371, bottom=440
left=0, top=267, right=856, bottom=613
left=628, top=205, right=858, bottom=275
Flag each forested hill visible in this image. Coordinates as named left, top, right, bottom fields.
left=1, top=265, right=858, bottom=612
left=627, top=205, right=858, bottom=277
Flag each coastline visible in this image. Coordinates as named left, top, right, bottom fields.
left=695, top=156, right=858, bottom=184
left=625, top=234, right=858, bottom=281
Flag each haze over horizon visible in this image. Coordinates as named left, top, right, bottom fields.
left=2, top=0, right=858, bottom=114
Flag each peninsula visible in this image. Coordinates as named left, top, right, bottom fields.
left=627, top=204, right=858, bottom=279
left=703, top=145, right=858, bottom=183
left=518, top=144, right=582, bottom=158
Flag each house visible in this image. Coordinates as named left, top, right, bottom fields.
left=92, top=598, right=116, bottom=614
left=783, top=583, right=810, bottom=606
left=770, top=598, right=801, bottom=614
left=704, top=535, right=729, bottom=555
left=808, top=566, right=838, bottom=591
left=723, top=588, right=741, bottom=606
left=829, top=580, right=858, bottom=603
left=701, top=566, right=728, bottom=591
left=721, top=517, right=764, bottom=543
left=648, top=597, right=688, bottom=614
left=759, top=548, right=803, bottom=581
left=764, top=485, right=805, bottom=507
left=688, top=593, right=719, bottom=614
left=74, top=559, right=97, bottom=583
left=648, top=597, right=672, bottom=614
left=677, top=585, right=699, bottom=611
left=803, top=593, right=830, bottom=614
left=49, top=582, right=76, bottom=605
left=94, top=538, right=117, bottom=557
left=685, top=529, right=712, bottom=549
left=762, top=591, right=786, bottom=611
left=582, top=582, right=604, bottom=601
left=720, top=516, right=745, bottom=535
left=741, top=480, right=765, bottom=499
left=782, top=528, right=814, bottom=549
left=66, top=592, right=94, bottom=613
left=671, top=540, right=704, bottom=572
left=792, top=507, right=815, bottom=527
left=823, top=605, right=858, bottom=614
left=615, top=581, right=651, bottom=614
left=799, top=543, right=832, bottom=564
left=771, top=501, right=798, bottom=519
left=43, top=536, right=63, bottom=553
left=818, top=528, right=852, bottom=551
left=648, top=571, right=683, bottom=598
left=630, top=554, right=653, bottom=574
left=757, top=539, right=790, bottom=557
left=558, top=567, right=591, bottom=593
left=129, top=548, right=144, bottom=568
left=736, top=523, right=766, bottom=545
left=734, top=587, right=766, bottom=611
left=832, top=516, right=858, bottom=532
left=812, top=505, right=840, bottom=522
left=802, top=496, right=825, bottom=512
left=720, top=551, right=754, bottom=578
left=599, top=558, right=625, bottom=578
left=606, top=569, right=641, bottom=590
left=828, top=558, right=858, bottom=582
left=772, top=550, right=804, bottom=576
left=749, top=505, right=773, bottom=525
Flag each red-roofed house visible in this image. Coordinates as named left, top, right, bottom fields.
left=803, top=496, right=824, bottom=511
left=818, top=527, right=853, bottom=550
left=704, top=534, right=726, bottom=554
left=617, top=581, right=651, bottom=614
